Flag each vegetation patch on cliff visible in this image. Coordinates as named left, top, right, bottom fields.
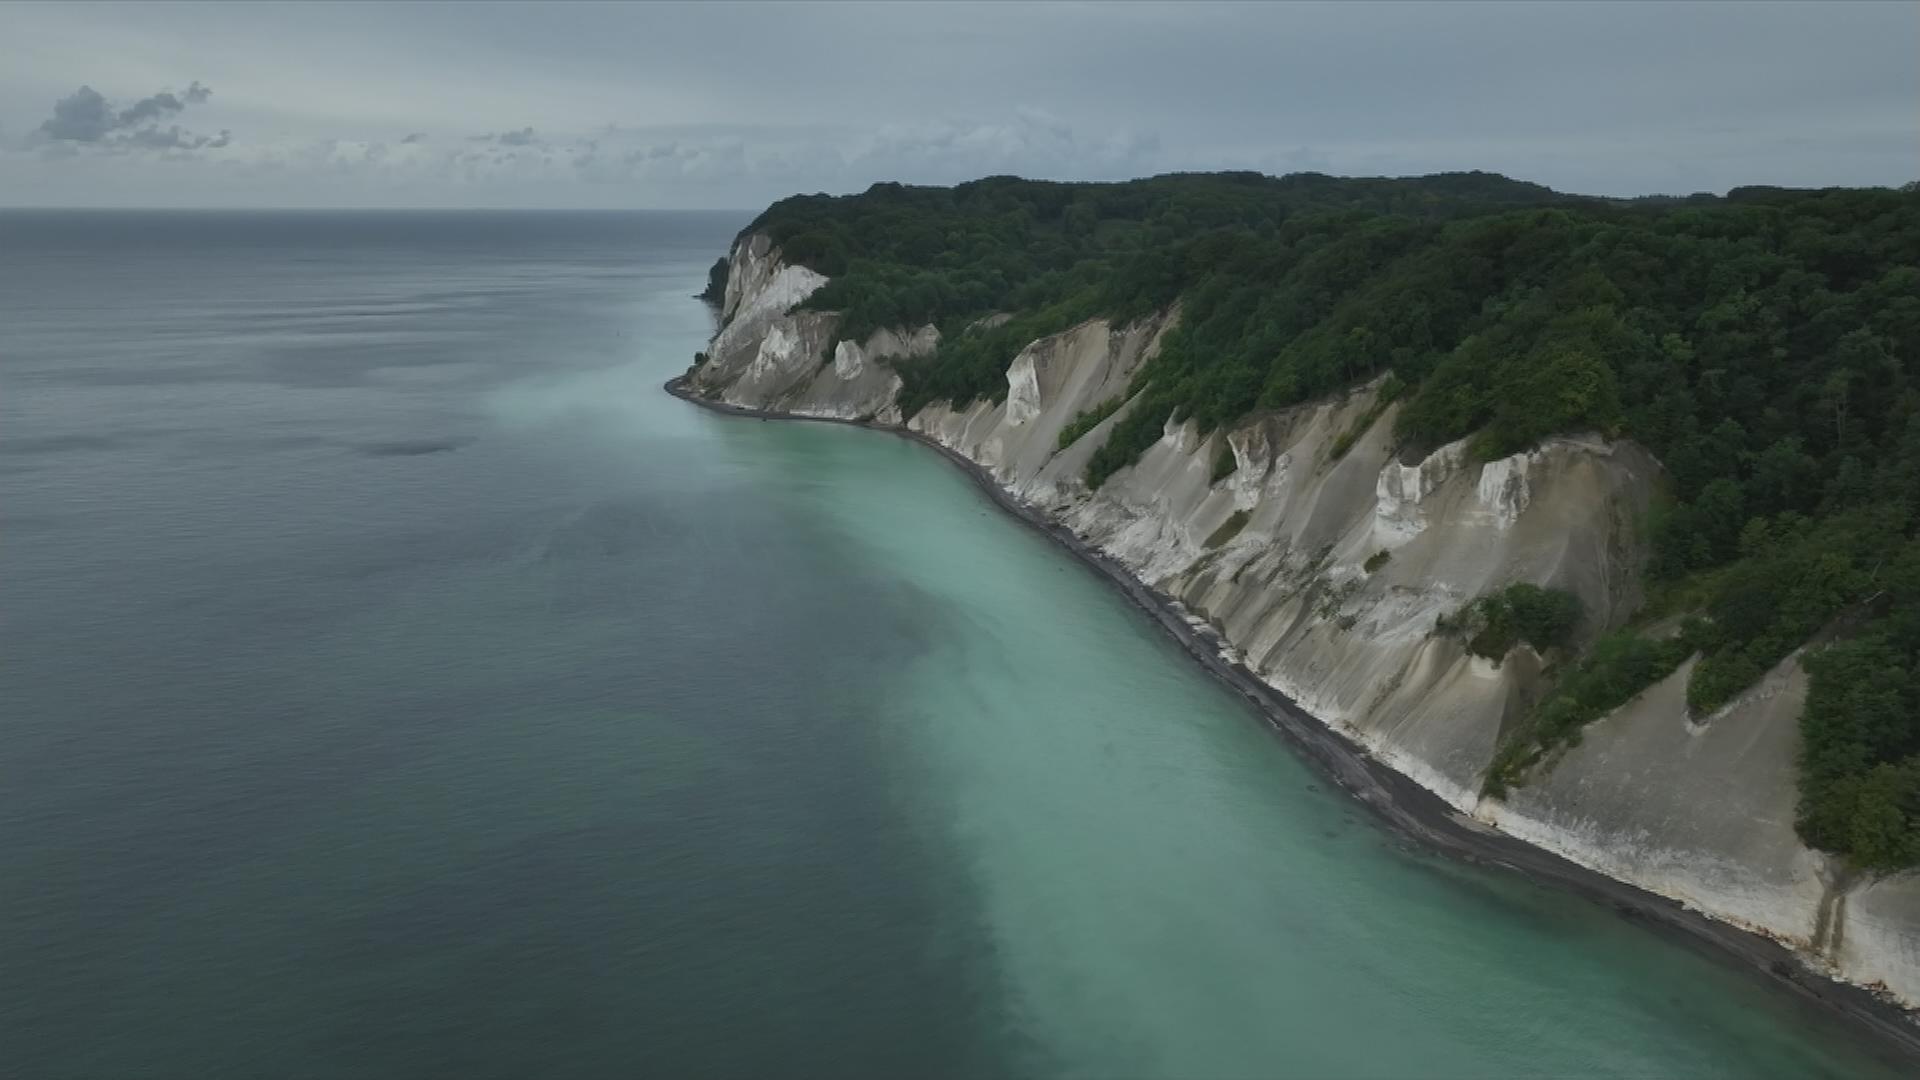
left=1057, top=398, right=1123, bottom=450
left=1204, top=510, right=1251, bottom=550
left=1484, top=629, right=1695, bottom=798
left=697, top=256, right=728, bottom=305
left=1330, top=374, right=1404, bottom=461
left=1437, top=584, right=1583, bottom=664
left=1210, top=442, right=1238, bottom=482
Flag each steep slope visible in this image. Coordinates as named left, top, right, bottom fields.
left=684, top=235, right=1920, bottom=1010
left=693, top=235, right=927, bottom=423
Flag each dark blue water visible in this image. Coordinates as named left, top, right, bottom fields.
left=0, top=211, right=1902, bottom=1078
left=1, top=211, right=989, bottom=1076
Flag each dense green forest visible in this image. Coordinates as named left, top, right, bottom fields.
left=735, top=172, right=1920, bottom=869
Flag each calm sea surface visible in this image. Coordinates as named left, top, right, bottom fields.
left=0, top=210, right=1902, bottom=1078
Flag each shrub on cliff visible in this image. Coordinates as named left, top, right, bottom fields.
left=1438, top=583, right=1582, bottom=662
left=697, top=257, right=727, bottom=305
left=1058, top=398, right=1123, bottom=450
left=1483, top=629, right=1694, bottom=796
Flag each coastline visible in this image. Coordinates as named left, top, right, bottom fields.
left=663, top=373, right=1920, bottom=1063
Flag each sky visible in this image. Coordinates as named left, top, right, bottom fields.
left=0, top=0, right=1914, bottom=209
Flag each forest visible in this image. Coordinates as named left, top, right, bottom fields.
left=737, top=171, right=1920, bottom=870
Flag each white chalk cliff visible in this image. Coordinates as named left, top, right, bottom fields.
left=688, top=235, right=1920, bottom=1009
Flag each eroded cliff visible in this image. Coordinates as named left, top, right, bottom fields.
left=687, top=235, right=1920, bottom=1010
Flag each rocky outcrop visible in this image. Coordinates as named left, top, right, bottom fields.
left=910, top=314, right=1173, bottom=501
left=686, top=233, right=1920, bottom=1010
left=693, top=236, right=934, bottom=423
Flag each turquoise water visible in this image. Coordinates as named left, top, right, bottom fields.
left=0, top=211, right=1903, bottom=1077
left=732, top=419, right=1904, bottom=1080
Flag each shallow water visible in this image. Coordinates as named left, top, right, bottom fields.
left=0, top=210, right=1902, bottom=1077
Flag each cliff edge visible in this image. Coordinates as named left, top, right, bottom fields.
left=685, top=232, right=1920, bottom=1013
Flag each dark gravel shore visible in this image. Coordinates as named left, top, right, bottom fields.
left=665, top=375, right=1920, bottom=1063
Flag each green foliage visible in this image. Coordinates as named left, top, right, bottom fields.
left=1363, top=550, right=1392, bottom=573
left=1204, top=510, right=1252, bottom=549
left=1086, top=397, right=1175, bottom=490
left=1485, top=630, right=1695, bottom=795
left=743, top=172, right=1578, bottom=429
left=1798, top=640, right=1920, bottom=868
left=1682, top=508, right=1901, bottom=716
left=697, top=257, right=728, bottom=305
left=1331, top=374, right=1405, bottom=461
left=1057, top=397, right=1123, bottom=450
left=1437, top=584, right=1583, bottom=662
left=1793, top=539, right=1920, bottom=868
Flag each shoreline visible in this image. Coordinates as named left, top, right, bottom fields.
left=664, top=374, right=1920, bottom=1062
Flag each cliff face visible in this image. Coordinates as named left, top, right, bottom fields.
left=688, top=235, right=1920, bottom=1009
left=694, top=236, right=930, bottom=423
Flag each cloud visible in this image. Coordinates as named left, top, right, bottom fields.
left=32, top=81, right=225, bottom=152
left=152, top=109, right=1171, bottom=206
left=38, top=86, right=115, bottom=142
left=473, top=126, right=538, bottom=146
left=846, top=108, right=1164, bottom=184
left=537, top=110, right=1167, bottom=196
left=116, top=81, right=211, bottom=126
left=124, top=126, right=231, bottom=151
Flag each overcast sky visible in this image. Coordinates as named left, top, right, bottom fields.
left=1, top=1, right=1914, bottom=209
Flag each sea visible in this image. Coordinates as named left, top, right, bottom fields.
left=0, top=209, right=1903, bottom=1078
